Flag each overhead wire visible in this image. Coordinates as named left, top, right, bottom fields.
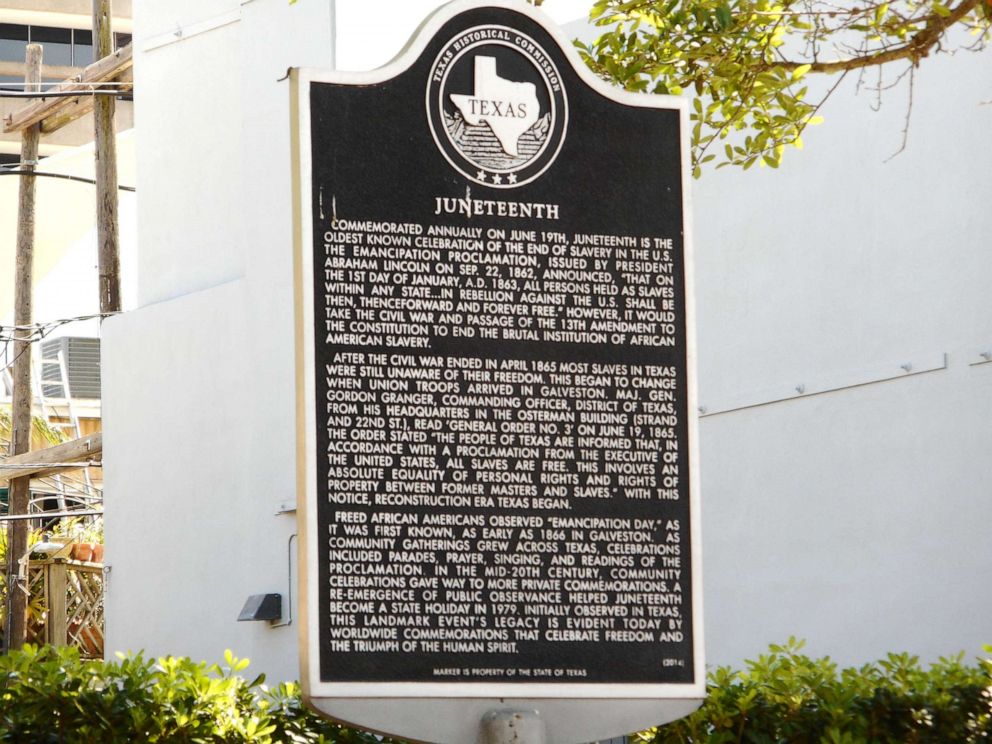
left=0, top=82, right=135, bottom=187
left=0, top=81, right=132, bottom=87
left=0, top=313, right=119, bottom=377
left=0, top=169, right=136, bottom=192
left=0, top=83, right=133, bottom=107
left=1, top=313, right=117, bottom=341
left=0, top=90, right=128, bottom=99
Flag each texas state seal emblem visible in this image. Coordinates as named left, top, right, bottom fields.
left=427, top=24, right=568, bottom=188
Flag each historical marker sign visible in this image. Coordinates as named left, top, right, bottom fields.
left=292, top=2, right=703, bottom=741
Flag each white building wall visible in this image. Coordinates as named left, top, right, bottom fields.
left=103, top=0, right=991, bottom=692
left=694, top=45, right=992, bottom=665
left=103, top=0, right=334, bottom=681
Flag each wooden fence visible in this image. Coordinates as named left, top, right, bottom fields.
left=1, top=557, right=104, bottom=657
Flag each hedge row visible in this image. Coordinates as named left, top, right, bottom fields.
left=640, top=638, right=992, bottom=743
left=1, top=640, right=990, bottom=742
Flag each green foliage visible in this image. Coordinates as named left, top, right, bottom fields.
left=46, top=516, right=104, bottom=546
left=0, top=406, right=69, bottom=451
left=576, top=0, right=991, bottom=175
left=0, top=645, right=400, bottom=743
left=1, top=641, right=990, bottom=742
left=640, top=638, right=992, bottom=742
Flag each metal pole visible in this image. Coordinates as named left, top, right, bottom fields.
left=481, top=710, right=547, bottom=744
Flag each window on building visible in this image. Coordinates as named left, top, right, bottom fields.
left=0, top=23, right=28, bottom=87
left=0, top=24, right=27, bottom=88
left=73, top=29, right=93, bottom=66
left=0, top=22, right=27, bottom=56
left=0, top=23, right=130, bottom=88
left=29, top=26, right=72, bottom=67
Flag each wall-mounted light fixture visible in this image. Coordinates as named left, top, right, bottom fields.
left=237, top=593, right=282, bottom=623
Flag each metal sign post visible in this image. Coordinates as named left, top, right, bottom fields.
left=292, top=3, right=703, bottom=742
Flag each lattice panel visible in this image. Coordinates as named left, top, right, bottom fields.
left=25, top=564, right=47, bottom=646
left=5, top=561, right=105, bottom=657
left=65, top=566, right=104, bottom=657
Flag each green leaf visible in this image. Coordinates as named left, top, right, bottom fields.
left=715, top=4, right=733, bottom=30
left=589, top=1, right=610, bottom=20
left=577, top=0, right=980, bottom=177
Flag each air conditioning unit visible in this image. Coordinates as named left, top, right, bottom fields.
left=40, top=337, right=101, bottom=399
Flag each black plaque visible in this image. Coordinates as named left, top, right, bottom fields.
left=295, top=1, right=700, bottom=703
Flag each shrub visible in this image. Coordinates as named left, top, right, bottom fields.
left=0, top=645, right=398, bottom=743
left=641, top=638, right=992, bottom=743
left=1, top=640, right=989, bottom=742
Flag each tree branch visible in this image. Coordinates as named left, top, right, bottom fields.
left=766, top=0, right=980, bottom=73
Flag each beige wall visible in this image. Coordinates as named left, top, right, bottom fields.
left=0, top=0, right=131, bottom=31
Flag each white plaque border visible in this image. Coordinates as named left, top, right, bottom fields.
left=291, top=0, right=704, bottom=731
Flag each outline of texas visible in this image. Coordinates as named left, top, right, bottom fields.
left=449, top=56, right=539, bottom=157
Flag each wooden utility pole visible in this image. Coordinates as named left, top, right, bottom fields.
left=0, top=8, right=131, bottom=653
left=5, top=43, right=43, bottom=652
left=93, top=0, right=121, bottom=315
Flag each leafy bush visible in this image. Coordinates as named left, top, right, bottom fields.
left=641, top=638, right=992, bottom=743
left=2, top=641, right=990, bottom=742
left=0, top=645, right=398, bottom=743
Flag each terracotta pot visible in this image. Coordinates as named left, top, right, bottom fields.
left=91, top=544, right=104, bottom=563
left=71, top=543, right=94, bottom=562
